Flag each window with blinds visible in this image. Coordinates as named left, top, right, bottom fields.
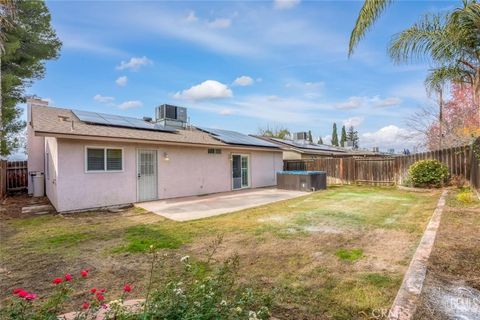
left=86, top=148, right=123, bottom=172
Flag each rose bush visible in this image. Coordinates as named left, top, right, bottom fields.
left=1, top=247, right=271, bottom=320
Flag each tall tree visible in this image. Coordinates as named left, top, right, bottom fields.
left=1, top=0, right=61, bottom=156
left=308, top=130, right=313, bottom=142
left=318, top=137, right=324, bottom=144
left=331, top=123, right=339, bottom=146
left=340, top=125, right=347, bottom=147
left=346, top=126, right=360, bottom=149
left=389, top=1, right=480, bottom=110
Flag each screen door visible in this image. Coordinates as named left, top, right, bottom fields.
left=137, top=149, right=158, bottom=201
left=232, top=154, right=249, bottom=190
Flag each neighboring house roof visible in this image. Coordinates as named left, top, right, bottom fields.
left=255, top=136, right=387, bottom=157
left=255, top=136, right=347, bottom=155
left=30, top=105, right=279, bottom=150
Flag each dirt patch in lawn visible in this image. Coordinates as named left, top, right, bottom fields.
left=414, top=189, right=480, bottom=320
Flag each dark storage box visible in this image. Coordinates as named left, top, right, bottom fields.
left=277, top=171, right=327, bottom=191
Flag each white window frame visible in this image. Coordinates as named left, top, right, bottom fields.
left=85, top=146, right=124, bottom=173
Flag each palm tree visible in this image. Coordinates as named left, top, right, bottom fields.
left=389, top=1, right=480, bottom=106
left=349, top=0, right=394, bottom=56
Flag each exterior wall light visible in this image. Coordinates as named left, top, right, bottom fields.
left=164, top=152, right=169, bottom=161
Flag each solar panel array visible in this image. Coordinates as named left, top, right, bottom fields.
left=72, top=109, right=177, bottom=133
left=197, top=127, right=279, bottom=148
left=270, top=138, right=346, bottom=152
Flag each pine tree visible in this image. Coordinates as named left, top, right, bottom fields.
left=340, top=125, right=347, bottom=147
left=1, top=1, right=62, bottom=156
left=308, top=130, right=313, bottom=142
left=346, top=126, right=359, bottom=149
left=318, top=137, right=323, bottom=144
left=331, top=123, right=339, bottom=146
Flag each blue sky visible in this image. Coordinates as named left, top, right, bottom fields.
left=28, top=0, right=457, bottom=151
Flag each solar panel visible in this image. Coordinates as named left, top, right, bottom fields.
left=270, top=138, right=346, bottom=152
left=72, top=109, right=177, bottom=133
left=197, top=127, right=279, bottom=148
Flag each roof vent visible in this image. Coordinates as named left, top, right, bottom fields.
left=155, top=104, right=187, bottom=129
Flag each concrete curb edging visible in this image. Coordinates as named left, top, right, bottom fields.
left=388, top=190, right=448, bottom=320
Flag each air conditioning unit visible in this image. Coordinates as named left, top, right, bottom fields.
left=372, top=147, right=379, bottom=153
left=294, top=132, right=308, bottom=140
left=155, top=104, right=188, bottom=128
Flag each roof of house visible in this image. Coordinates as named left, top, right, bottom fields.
left=30, top=105, right=279, bottom=150
left=255, top=136, right=387, bottom=157
left=255, top=136, right=347, bottom=155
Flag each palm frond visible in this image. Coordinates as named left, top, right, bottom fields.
left=348, top=0, right=393, bottom=57
left=425, top=65, right=470, bottom=93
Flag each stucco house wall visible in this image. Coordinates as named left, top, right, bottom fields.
left=52, top=139, right=282, bottom=212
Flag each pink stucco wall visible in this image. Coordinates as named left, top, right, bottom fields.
left=51, top=139, right=282, bottom=212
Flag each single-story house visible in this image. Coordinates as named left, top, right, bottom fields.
left=255, top=135, right=386, bottom=160
left=27, top=99, right=283, bottom=212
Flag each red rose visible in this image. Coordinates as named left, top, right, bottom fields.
left=90, top=287, right=97, bottom=294
left=100, top=288, right=106, bottom=293
left=123, top=284, right=132, bottom=292
left=25, top=293, right=37, bottom=301
left=82, top=302, right=90, bottom=309
left=52, top=278, right=63, bottom=285
left=80, top=270, right=89, bottom=278
left=18, top=290, right=28, bottom=298
left=65, top=273, right=72, bottom=281
left=96, top=294, right=104, bottom=301
left=13, top=288, right=23, bottom=295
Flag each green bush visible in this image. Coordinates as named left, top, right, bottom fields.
left=408, top=160, right=449, bottom=188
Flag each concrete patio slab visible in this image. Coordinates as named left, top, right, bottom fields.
left=135, top=188, right=309, bottom=221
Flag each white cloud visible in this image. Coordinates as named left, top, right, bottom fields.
left=391, top=81, right=429, bottom=102
left=335, top=96, right=402, bottom=109
left=174, top=80, right=233, bottom=101
left=335, top=96, right=365, bottom=109
left=185, top=10, right=198, bottom=23
left=233, top=76, right=254, bottom=86
left=116, top=56, right=153, bottom=71
left=93, top=94, right=115, bottom=103
left=207, top=18, right=231, bottom=29
left=361, top=125, right=421, bottom=151
left=274, top=0, right=301, bottom=10
left=117, top=100, right=143, bottom=109
left=342, top=117, right=364, bottom=128
left=115, top=76, right=128, bottom=87
left=219, top=109, right=234, bottom=116
left=371, top=96, right=402, bottom=108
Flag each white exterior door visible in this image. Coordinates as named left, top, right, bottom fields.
left=232, top=154, right=250, bottom=190
left=137, top=149, right=158, bottom=202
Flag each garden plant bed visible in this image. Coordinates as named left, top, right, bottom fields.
left=413, top=189, right=480, bottom=320
left=0, top=186, right=442, bottom=319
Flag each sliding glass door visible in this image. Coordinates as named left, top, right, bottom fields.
left=232, top=154, right=249, bottom=190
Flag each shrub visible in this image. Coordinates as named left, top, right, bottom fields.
left=456, top=189, right=475, bottom=204
left=408, top=160, right=449, bottom=188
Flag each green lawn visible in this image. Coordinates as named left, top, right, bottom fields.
left=0, top=186, right=441, bottom=319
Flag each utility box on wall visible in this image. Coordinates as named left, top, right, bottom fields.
left=277, top=171, right=327, bottom=191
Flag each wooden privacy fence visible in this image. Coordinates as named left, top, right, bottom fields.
left=284, top=144, right=474, bottom=186
left=0, top=161, right=6, bottom=199
left=0, top=160, right=28, bottom=198
left=470, top=137, right=480, bottom=194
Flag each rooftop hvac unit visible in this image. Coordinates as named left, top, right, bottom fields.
left=155, top=104, right=188, bottom=128
left=372, top=147, right=379, bottom=153
left=294, top=132, right=308, bottom=140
